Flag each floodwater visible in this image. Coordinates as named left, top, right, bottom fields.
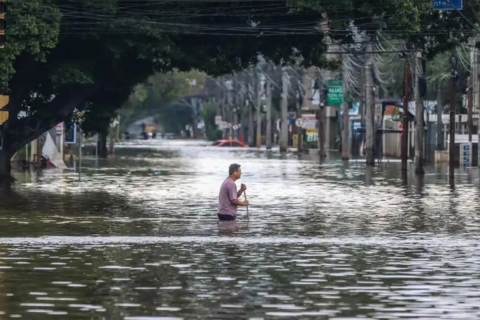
left=1, top=139, right=480, bottom=319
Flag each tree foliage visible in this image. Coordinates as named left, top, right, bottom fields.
left=117, top=70, right=207, bottom=133
left=1, top=0, right=327, bottom=160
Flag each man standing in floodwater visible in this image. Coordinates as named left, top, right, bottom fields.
left=218, top=163, right=249, bottom=221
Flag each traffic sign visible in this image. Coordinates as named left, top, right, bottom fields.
left=65, top=122, right=77, bottom=144
left=433, top=0, right=463, bottom=10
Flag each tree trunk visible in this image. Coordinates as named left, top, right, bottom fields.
left=266, top=80, right=273, bottom=150
left=280, top=69, right=289, bottom=152
left=0, top=148, right=14, bottom=192
left=97, top=133, right=108, bottom=159
left=414, top=51, right=425, bottom=175
left=365, top=59, right=375, bottom=166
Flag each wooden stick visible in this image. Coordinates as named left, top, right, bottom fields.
left=244, top=191, right=249, bottom=218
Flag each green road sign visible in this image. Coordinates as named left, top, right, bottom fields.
left=327, top=79, right=343, bottom=105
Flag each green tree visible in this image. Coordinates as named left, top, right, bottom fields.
left=201, top=102, right=222, bottom=141
left=0, top=0, right=327, bottom=189
left=118, top=70, right=206, bottom=134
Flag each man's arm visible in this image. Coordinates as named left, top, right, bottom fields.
left=231, top=199, right=249, bottom=207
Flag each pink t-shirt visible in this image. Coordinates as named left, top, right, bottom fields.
left=218, top=178, right=238, bottom=216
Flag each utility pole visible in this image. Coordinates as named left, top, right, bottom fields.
left=247, top=83, right=255, bottom=147
left=436, top=79, right=444, bottom=150
left=256, top=73, right=262, bottom=148
left=401, top=55, right=411, bottom=171
left=225, top=80, right=233, bottom=140
left=192, top=98, right=198, bottom=139
left=341, top=78, right=350, bottom=160
left=450, top=55, right=458, bottom=178
left=318, top=105, right=325, bottom=157
left=317, top=80, right=326, bottom=158
left=297, top=70, right=305, bottom=154
left=360, top=63, right=366, bottom=122
left=233, top=86, right=239, bottom=141
left=280, top=68, right=289, bottom=152
left=475, top=33, right=480, bottom=168
left=468, top=75, right=473, bottom=144
left=266, top=79, right=273, bottom=150
left=414, top=51, right=425, bottom=175
left=296, top=97, right=303, bottom=153
left=365, top=55, right=375, bottom=166
left=222, top=93, right=228, bottom=139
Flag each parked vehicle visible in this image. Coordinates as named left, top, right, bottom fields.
left=211, top=139, right=247, bottom=148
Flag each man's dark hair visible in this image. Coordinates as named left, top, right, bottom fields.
left=229, top=163, right=241, bottom=176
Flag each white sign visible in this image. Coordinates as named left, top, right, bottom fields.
left=215, top=116, right=222, bottom=125
left=302, top=114, right=317, bottom=129
left=295, top=118, right=303, bottom=127
left=219, top=121, right=229, bottom=130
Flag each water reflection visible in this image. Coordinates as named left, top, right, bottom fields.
left=0, top=139, right=478, bottom=318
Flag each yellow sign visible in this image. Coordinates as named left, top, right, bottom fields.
left=0, top=95, right=9, bottom=125
left=145, top=125, right=157, bottom=133
left=0, top=95, right=8, bottom=109
left=0, top=110, right=8, bottom=125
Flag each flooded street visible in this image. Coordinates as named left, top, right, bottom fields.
left=1, top=139, right=480, bottom=319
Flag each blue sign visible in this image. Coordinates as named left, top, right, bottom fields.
left=65, top=122, right=77, bottom=144
left=433, top=0, right=463, bottom=10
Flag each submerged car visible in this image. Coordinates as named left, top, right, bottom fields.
left=212, top=139, right=247, bottom=148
